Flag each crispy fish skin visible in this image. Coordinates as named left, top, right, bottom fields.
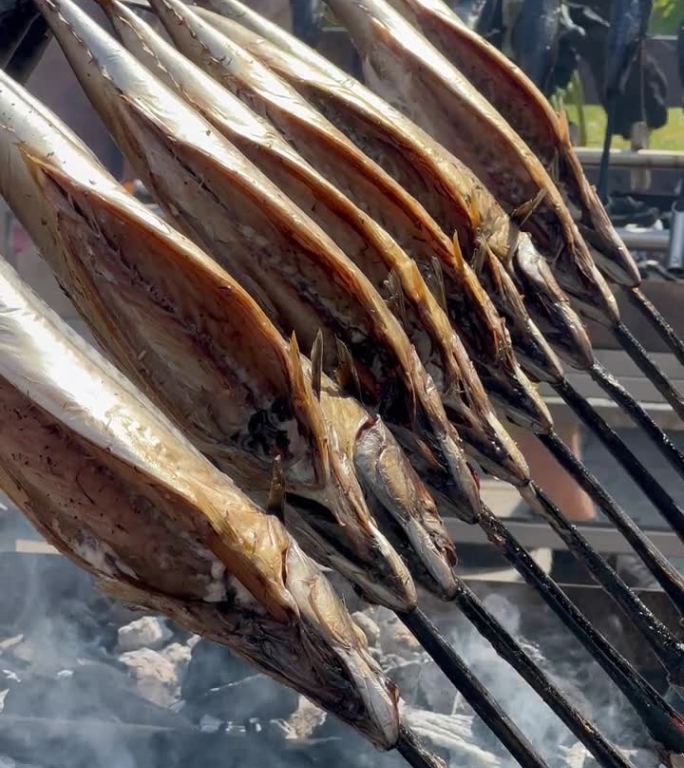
left=384, top=0, right=639, bottom=288
left=36, top=0, right=482, bottom=524
left=0, top=254, right=400, bottom=749
left=100, top=0, right=526, bottom=490
left=142, top=0, right=546, bottom=464
left=188, top=8, right=572, bottom=412
left=325, top=0, right=619, bottom=328
left=0, top=69, right=416, bottom=612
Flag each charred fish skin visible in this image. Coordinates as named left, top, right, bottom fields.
left=98, top=0, right=527, bottom=490
left=35, top=0, right=482, bottom=524
left=197, top=7, right=589, bottom=392
left=0, top=255, right=401, bottom=749
left=385, top=0, right=640, bottom=288
left=326, top=0, right=620, bottom=328
left=0, top=67, right=418, bottom=613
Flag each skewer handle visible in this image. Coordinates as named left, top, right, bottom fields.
left=589, top=362, right=684, bottom=487
left=611, top=320, right=684, bottom=422
left=452, top=581, right=634, bottom=768
left=523, top=481, right=684, bottom=681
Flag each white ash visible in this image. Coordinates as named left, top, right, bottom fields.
left=116, top=616, right=173, bottom=653
left=117, top=647, right=181, bottom=708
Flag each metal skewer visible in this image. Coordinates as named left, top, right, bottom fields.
left=626, top=287, right=684, bottom=368
left=397, top=608, right=549, bottom=768
left=611, top=319, right=684, bottom=421
left=588, top=362, right=684, bottom=485
left=552, top=375, right=684, bottom=542
left=538, top=430, right=684, bottom=614
left=521, top=481, right=684, bottom=679
left=475, top=504, right=684, bottom=753
left=448, top=581, right=636, bottom=768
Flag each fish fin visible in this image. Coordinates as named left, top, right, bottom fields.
left=289, top=332, right=330, bottom=483
left=310, top=329, right=323, bottom=400
left=385, top=268, right=407, bottom=327
left=451, top=231, right=466, bottom=270
left=335, top=337, right=362, bottom=401
left=512, top=188, right=547, bottom=228
left=466, top=190, right=483, bottom=232
left=557, top=109, right=572, bottom=146
left=429, top=256, right=447, bottom=313
left=549, top=150, right=560, bottom=184
left=267, top=454, right=286, bottom=520
left=472, top=235, right=488, bottom=276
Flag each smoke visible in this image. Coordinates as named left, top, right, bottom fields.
left=409, top=587, right=664, bottom=768
left=0, top=500, right=670, bottom=768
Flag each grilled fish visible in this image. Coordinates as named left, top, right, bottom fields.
left=100, top=0, right=526, bottom=490
left=379, top=0, right=640, bottom=288
left=188, top=4, right=584, bottom=398
left=325, top=0, right=619, bottom=328
left=0, top=253, right=399, bottom=748
left=0, top=68, right=420, bottom=609
left=35, top=0, right=482, bottom=523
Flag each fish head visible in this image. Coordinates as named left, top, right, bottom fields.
left=286, top=340, right=418, bottom=612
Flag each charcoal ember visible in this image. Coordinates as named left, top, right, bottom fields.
left=116, top=617, right=173, bottom=653
left=159, top=642, right=194, bottom=697
left=0, top=636, right=23, bottom=656
left=183, top=674, right=298, bottom=725
left=118, top=648, right=181, bottom=708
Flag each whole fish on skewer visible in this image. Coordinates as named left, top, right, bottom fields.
left=324, top=0, right=684, bottom=484
left=376, top=0, right=636, bottom=288
left=197, top=1, right=684, bottom=606
left=0, top=253, right=404, bottom=754
left=0, top=68, right=461, bottom=607
left=99, top=0, right=527, bottom=493
left=33, top=0, right=482, bottom=526
left=365, top=0, right=684, bottom=395
left=176, top=0, right=678, bottom=652
left=323, top=0, right=618, bottom=331
left=185, top=2, right=585, bottom=413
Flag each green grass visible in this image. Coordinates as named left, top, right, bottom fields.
left=564, top=104, right=684, bottom=150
